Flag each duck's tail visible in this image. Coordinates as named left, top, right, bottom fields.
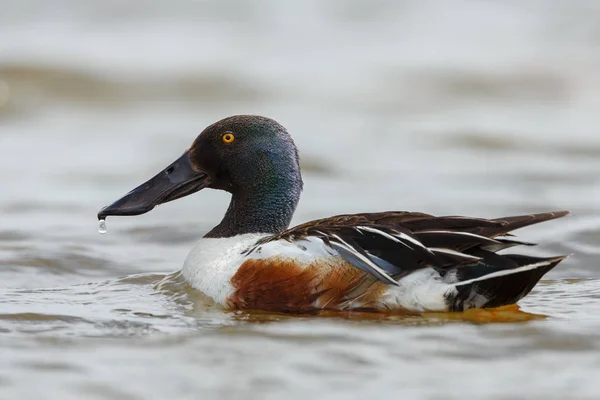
left=445, top=254, right=568, bottom=311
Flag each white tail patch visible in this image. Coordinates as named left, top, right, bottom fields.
left=379, top=268, right=455, bottom=312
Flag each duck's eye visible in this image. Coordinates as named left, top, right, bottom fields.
left=222, top=133, right=235, bottom=144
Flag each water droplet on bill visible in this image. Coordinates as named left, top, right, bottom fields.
left=98, top=219, right=107, bottom=234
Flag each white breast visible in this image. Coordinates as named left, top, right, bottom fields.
left=182, top=234, right=268, bottom=305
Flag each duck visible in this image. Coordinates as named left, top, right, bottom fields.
left=98, top=115, right=569, bottom=314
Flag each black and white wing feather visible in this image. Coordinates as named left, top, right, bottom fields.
left=251, top=211, right=570, bottom=290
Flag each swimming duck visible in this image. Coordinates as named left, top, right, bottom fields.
left=98, top=115, right=569, bottom=313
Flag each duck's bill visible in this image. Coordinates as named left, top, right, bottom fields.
left=97, top=152, right=209, bottom=220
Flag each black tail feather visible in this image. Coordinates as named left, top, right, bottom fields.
left=446, top=255, right=567, bottom=311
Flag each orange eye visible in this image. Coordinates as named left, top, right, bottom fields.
left=222, top=133, right=235, bottom=144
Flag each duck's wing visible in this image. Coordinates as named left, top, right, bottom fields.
left=253, top=210, right=570, bottom=286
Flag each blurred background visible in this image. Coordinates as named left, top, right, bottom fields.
left=1, top=1, right=600, bottom=399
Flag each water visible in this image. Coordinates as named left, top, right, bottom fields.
left=1, top=1, right=600, bottom=399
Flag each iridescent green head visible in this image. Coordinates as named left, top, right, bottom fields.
left=98, top=115, right=303, bottom=237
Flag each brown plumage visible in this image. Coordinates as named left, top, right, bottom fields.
left=228, top=258, right=389, bottom=313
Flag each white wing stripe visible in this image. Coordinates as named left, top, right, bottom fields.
left=356, top=226, right=414, bottom=250
left=391, top=232, right=435, bottom=254
left=454, top=260, right=556, bottom=287
left=329, top=234, right=400, bottom=286
left=414, top=230, right=500, bottom=243
left=428, top=247, right=482, bottom=262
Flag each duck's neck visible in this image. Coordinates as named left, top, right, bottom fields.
left=204, top=176, right=302, bottom=238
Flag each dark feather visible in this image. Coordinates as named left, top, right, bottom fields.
left=252, top=210, right=570, bottom=287
left=446, top=255, right=566, bottom=311
left=480, top=238, right=536, bottom=252
left=414, top=231, right=500, bottom=250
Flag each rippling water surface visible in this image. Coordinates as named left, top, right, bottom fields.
left=1, top=1, right=600, bottom=399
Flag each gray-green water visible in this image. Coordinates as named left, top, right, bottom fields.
left=1, top=1, right=600, bottom=398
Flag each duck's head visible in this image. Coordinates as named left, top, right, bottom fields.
left=98, top=115, right=303, bottom=237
